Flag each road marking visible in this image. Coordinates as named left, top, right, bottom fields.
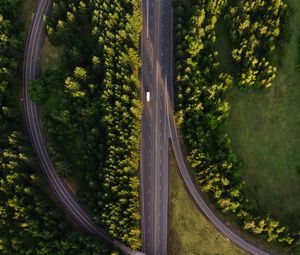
left=146, top=0, right=149, bottom=38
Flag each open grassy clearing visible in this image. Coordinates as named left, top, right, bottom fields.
left=21, top=0, right=82, bottom=193
left=39, top=28, right=84, bottom=190
left=20, top=0, right=37, bottom=31
left=9, top=0, right=38, bottom=111
left=40, top=37, right=62, bottom=73
left=168, top=148, right=246, bottom=255
left=224, top=0, right=300, bottom=230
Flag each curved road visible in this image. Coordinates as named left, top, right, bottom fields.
left=22, top=0, right=144, bottom=254
left=167, top=96, right=274, bottom=255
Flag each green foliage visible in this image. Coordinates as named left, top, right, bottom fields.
left=0, top=132, right=111, bottom=255
left=39, top=0, right=142, bottom=249
left=226, top=0, right=287, bottom=88
left=0, top=1, right=112, bottom=254
left=175, top=0, right=300, bottom=251
left=29, top=68, right=63, bottom=103
left=28, top=79, right=47, bottom=103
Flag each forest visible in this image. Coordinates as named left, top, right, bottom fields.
left=174, top=0, right=300, bottom=252
left=0, top=0, right=113, bottom=254
left=28, top=0, right=142, bottom=249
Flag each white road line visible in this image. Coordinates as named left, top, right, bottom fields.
left=146, top=0, right=149, bottom=38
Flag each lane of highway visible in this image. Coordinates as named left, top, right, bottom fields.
left=140, top=0, right=154, bottom=252
left=22, top=0, right=144, bottom=254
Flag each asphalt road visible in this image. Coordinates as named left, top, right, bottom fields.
left=140, top=0, right=171, bottom=254
left=22, top=0, right=143, bottom=254
left=141, top=0, right=171, bottom=255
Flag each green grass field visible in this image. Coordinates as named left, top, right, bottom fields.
left=39, top=40, right=84, bottom=189
left=20, top=0, right=37, bottom=31
left=168, top=149, right=246, bottom=255
left=40, top=37, right=62, bottom=73
left=224, top=0, right=300, bottom=230
left=9, top=0, right=38, bottom=111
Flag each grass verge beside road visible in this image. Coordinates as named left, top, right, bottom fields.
left=168, top=148, right=246, bottom=255
left=40, top=37, right=62, bottom=73
left=20, top=0, right=37, bottom=31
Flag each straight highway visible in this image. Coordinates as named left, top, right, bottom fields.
left=140, top=0, right=171, bottom=254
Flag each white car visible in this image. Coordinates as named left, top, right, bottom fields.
left=146, top=91, right=150, bottom=102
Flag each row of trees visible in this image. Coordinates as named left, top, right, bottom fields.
left=90, top=1, right=142, bottom=248
left=174, top=0, right=300, bottom=252
left=0, top=1, right=112, bottom=254
left=227, top=0, right=287, bottom=88
left=29, top=0, right=142, bottom=249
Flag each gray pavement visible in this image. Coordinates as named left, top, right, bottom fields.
left=140, top=0, right=171, bottom=254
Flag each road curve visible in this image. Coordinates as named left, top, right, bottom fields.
left=22, top=1, right=144, bottom=254
left=164, top=42, right=275, bottom=255
left=166, top=102, right=274, bottom=255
